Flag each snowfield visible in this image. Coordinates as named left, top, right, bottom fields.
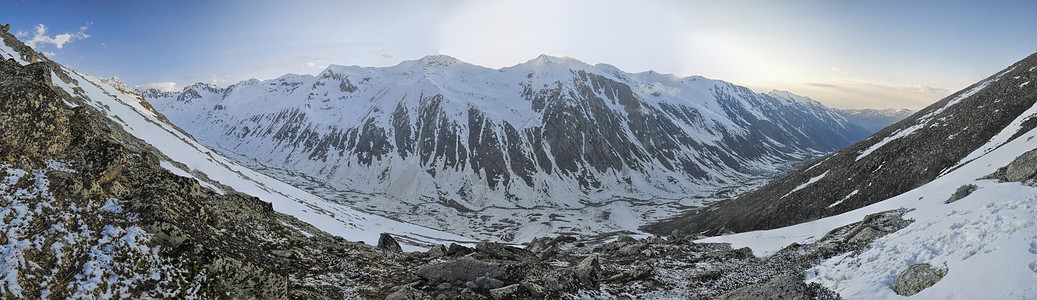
left=701, top=124, right=1037, bottom=298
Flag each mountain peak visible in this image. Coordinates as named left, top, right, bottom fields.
left=767, top=89, right=820, bottom=105
left=525, top=54, right=589, bottom=67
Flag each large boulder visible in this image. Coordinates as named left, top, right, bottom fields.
left=416, top=257, right=504, bottom=283
left=574, top=255, right=602, bottom=289
left=1006, top=149, right=1037, bottom=182
left=378, top=233, right=403, bottom=252
left=894, top=263, right=946, bottom=296
left=476, top=242, right=537, bottom=261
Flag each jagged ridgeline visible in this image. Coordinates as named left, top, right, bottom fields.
left=648, top=52, right=1037, bottom=236
left=144, top=54, right=870, bottom=241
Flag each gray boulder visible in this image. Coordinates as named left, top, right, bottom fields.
left=847, top=226, right=884, bottom=244
left=489, top=284, right=521, bottom=299
left=474, top=276, right=505, bottom=290
left=378, top=233, right=403, bottom=252
left=543, top=269, right=579, bottom=292
left=426, top=244, right=447, bottom=257
left=447, top=243, right=473, bottom=256
left=574, top=255, right=601, bottom=289
left=894, top=263, right=946, bottom=296
left=416, top=257, right=504, bottom=283
left=476, top=242, right=537, bottom=261
left=1006, top=149, right=1037, bottom=182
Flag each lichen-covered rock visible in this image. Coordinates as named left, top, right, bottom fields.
left=945, top=184, right=978, bottom=204
left=894, top=263, right=946, bottom=296
left=847, top=226, right=883, bottom=244
left=1005, top=148, right=1037, bottom=182
left=574, top=255, right=601, bottom=289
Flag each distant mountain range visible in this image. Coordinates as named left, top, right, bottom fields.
left=142, top=54, right=870, bottom=241
left=833, top=108, right=915, bottom=133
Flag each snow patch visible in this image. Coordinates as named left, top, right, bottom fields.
left=784, top=171, right=829, bottom=198
left=856, top=123, right=924, bottom=161
left=828, top=189, right=859, bottom=209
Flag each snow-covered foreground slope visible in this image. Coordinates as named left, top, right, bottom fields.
left=0, top=46, right=467, bottom=249
left=144, top=55, right=869, bottom=241
left=700, top=107, right=1037, bottom=298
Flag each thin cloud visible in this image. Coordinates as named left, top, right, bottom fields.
left=137, top=81, right=179, bottom=92
left=807, top=83, right=838, bottom=88
left=208, top=74, right=228, bottom=87
left=25, top=23, right=91, bottom=50
left=796, top=80, right=950, bottom=109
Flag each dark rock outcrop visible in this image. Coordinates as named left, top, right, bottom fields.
left=379, top=232, right=404, bottom=252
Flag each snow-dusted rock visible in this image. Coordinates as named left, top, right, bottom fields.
left=893, top=263, right=946, bottom=296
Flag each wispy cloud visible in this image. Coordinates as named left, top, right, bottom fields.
left=25, top=23, right=91, bottom=50
left=137, top=81, right=179, bottom=92
left=797, top=80, right=950, bottom=109
left=208, top=74, right=231, bottom=87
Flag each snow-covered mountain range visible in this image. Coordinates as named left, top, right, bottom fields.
left=833, top=107, right=915, bottom=132
left=143, top=55, right=870, bottom=241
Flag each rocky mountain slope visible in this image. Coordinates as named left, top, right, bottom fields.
left=648, top=52, right=1037, bottom=236
left=0, top=25, right=900, bottom=300
left=833, top=107, right=915, bottom=133
left=142, top=55, right=870, bottom=241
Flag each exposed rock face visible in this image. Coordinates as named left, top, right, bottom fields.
left=894, top=263, right=946, bottom=296
left=648, top=51, right=1037, bottom=236
left=144, top=54, right=870, bottom=241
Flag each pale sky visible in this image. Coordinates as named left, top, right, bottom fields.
left=4, top=0, right=1036, bottom=109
